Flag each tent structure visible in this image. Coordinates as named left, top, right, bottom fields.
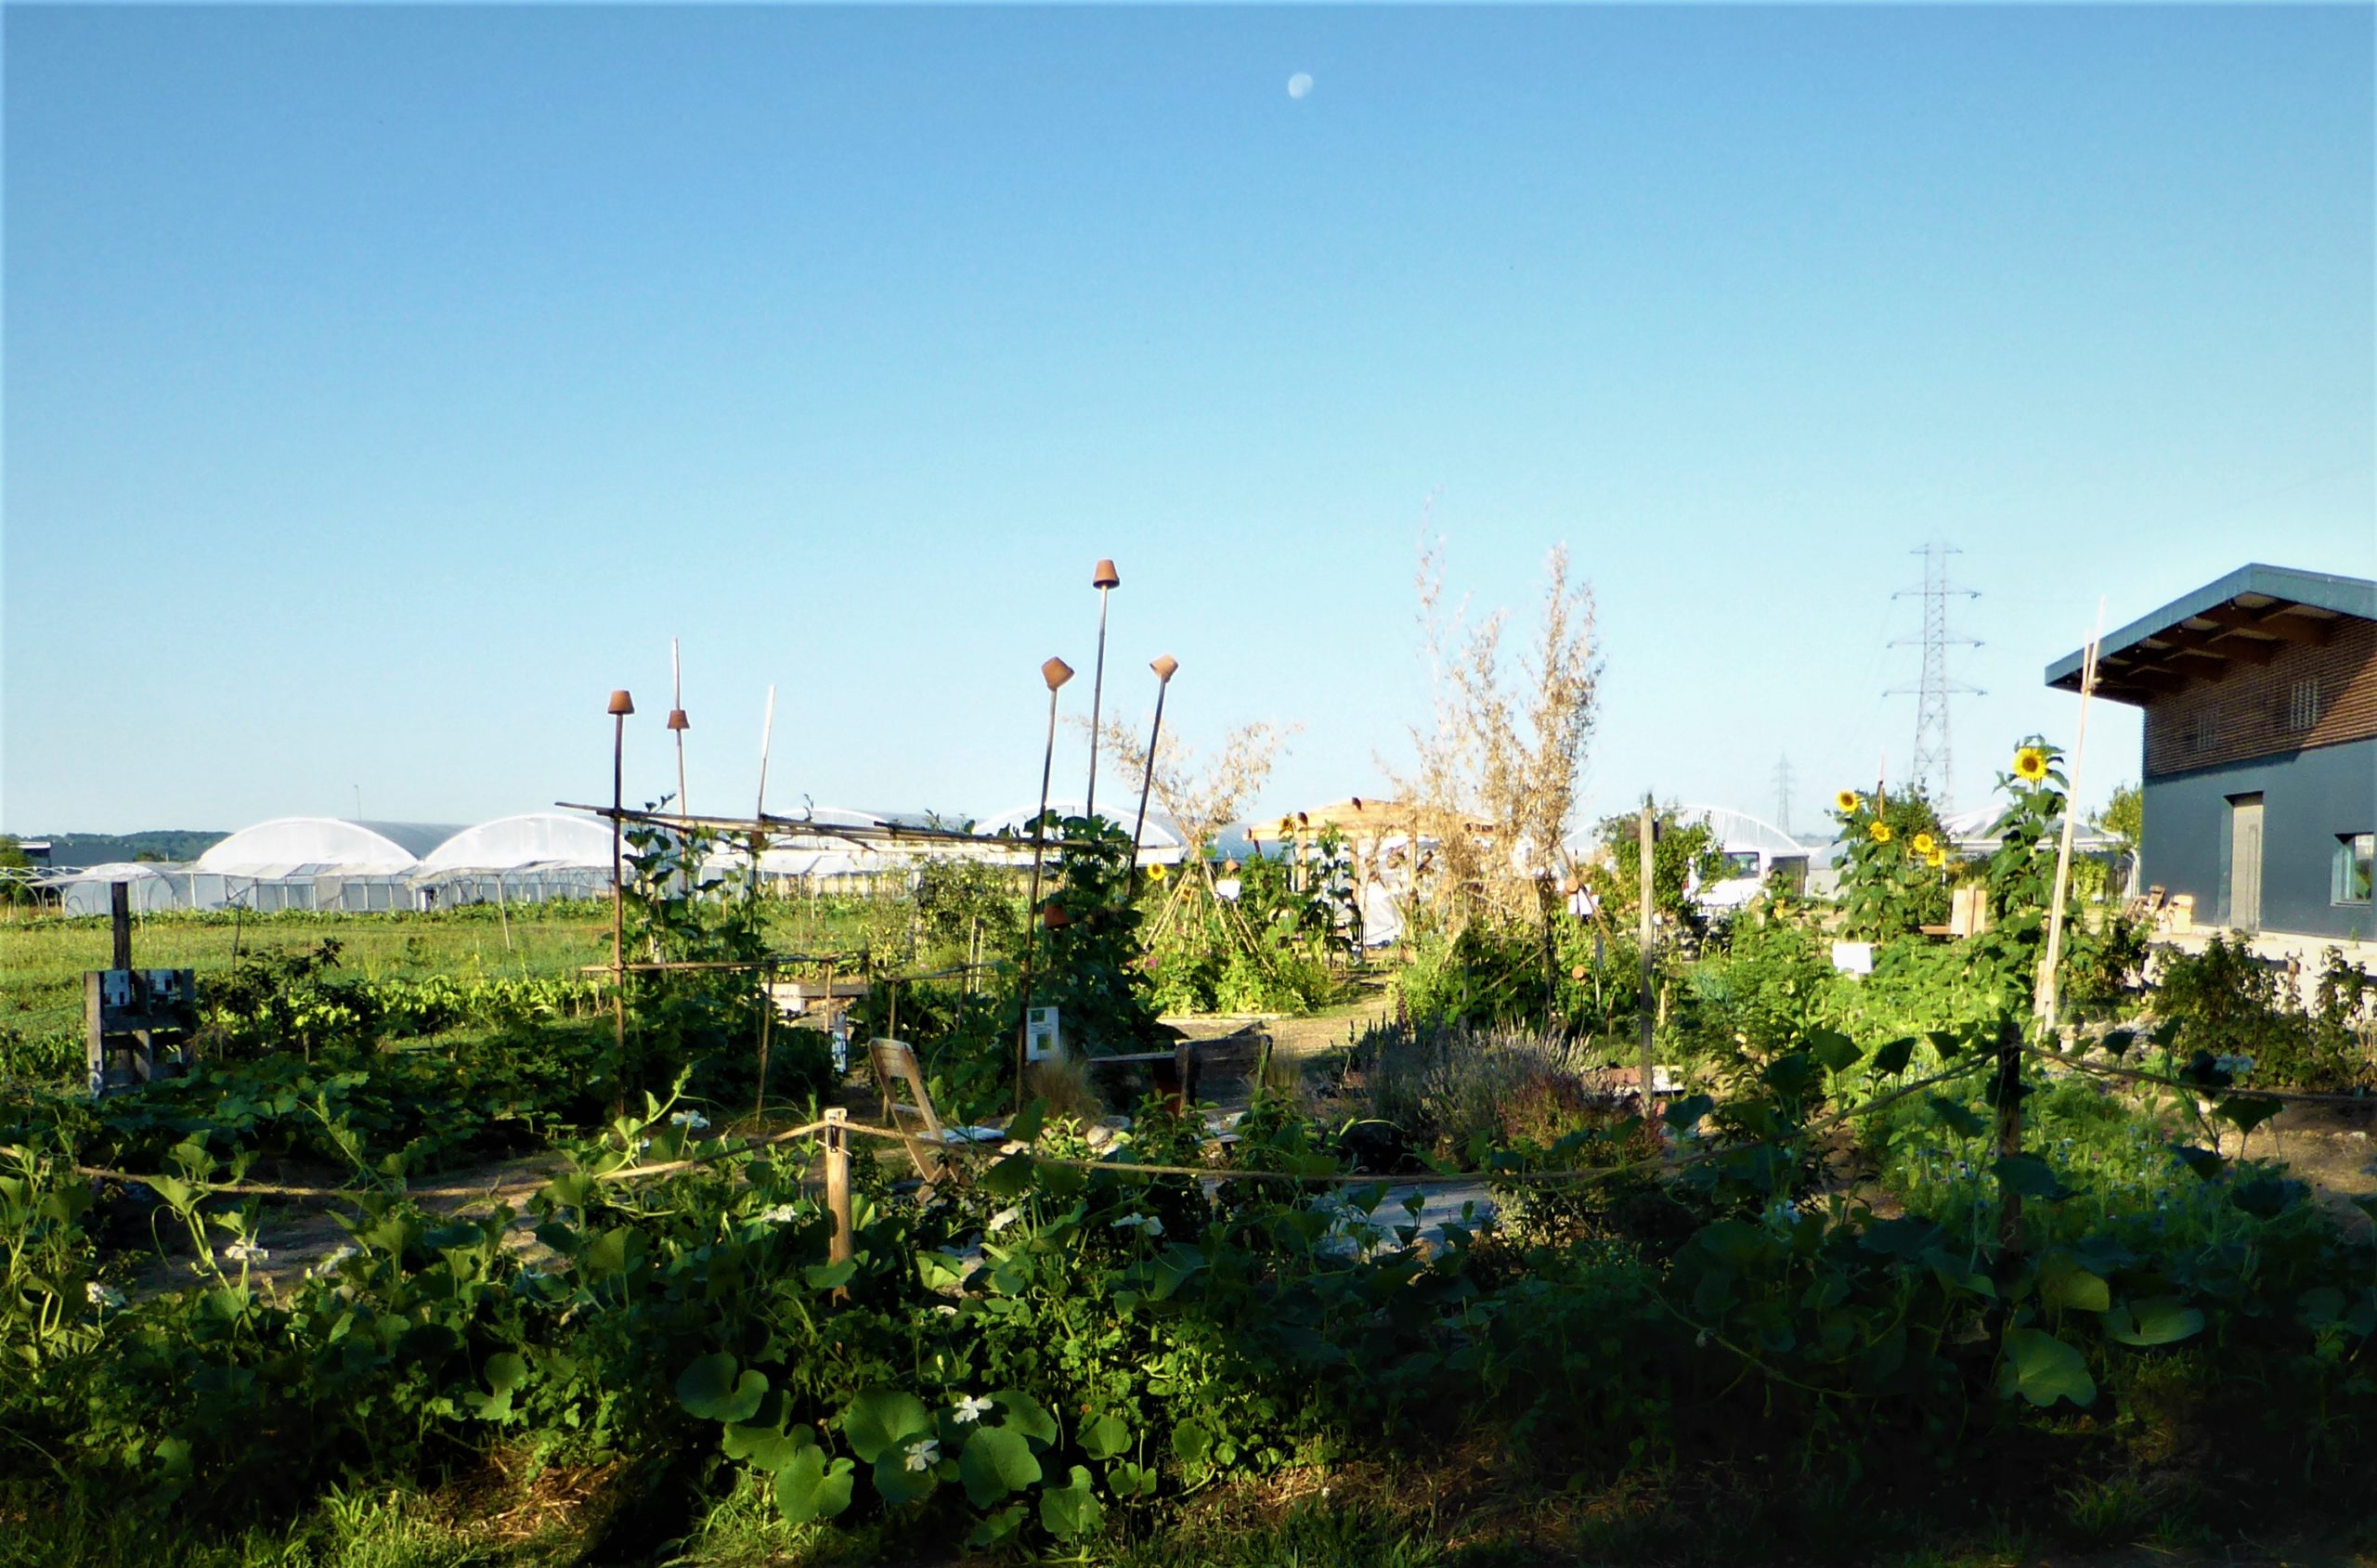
left=972, top=801, right=1190, bottom=866
left=191, top=818, right=460, bottom=913
left=413, top=813, right=617, bottom=905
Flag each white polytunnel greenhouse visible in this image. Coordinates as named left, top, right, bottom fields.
left=191, top=818, right=460, bottom=913
left=1676, top=807, right=1811, bottom=912
left=411, top=813, right=618, bottom=907
left=50, top=862, right=191, bottom=917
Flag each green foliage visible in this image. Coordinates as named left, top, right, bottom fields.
left=1831, top=785, right=1955, bottom=940
left=2095, top=782, right=2143, bottom=853
left=6, top=759, right=2376, bottom=1559
left=2153, top=938, right=2377, bottom=1093
left=1144, top=849, right=1342, bottom=1017
left=1027, top=813, right=1163, bottom=1053
left=1584, top=806, right=1723, bottom=927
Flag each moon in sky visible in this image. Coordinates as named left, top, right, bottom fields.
left=1287, top=72, right=1313, bottom=100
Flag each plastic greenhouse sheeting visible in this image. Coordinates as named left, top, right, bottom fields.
left=416, top=813, right=617, bottom=873
left=50, top=862, right=189, bottom=916
left=196, top=819, right=459, bottom=877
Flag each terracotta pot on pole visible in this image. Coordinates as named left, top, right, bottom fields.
left=668, top=637, right=690, bottom=818
left=1130, top=654, right=1178, bottom=885
left=1015, top=656, right=1074, bottom=1111
left=1085, top=559, right=1120, bottom=821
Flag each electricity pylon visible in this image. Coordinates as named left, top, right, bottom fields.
left=1888, top=542, right=1982, bottom=814
left=1772, top=754, right=1796, bottom=836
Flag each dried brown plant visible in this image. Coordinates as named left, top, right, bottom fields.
left=1086, top=716, right=1301, bottom=853
left=1394, top=529, right=1601, bottom=931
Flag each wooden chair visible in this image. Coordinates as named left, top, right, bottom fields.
left=866, top=1039, right=1004, bottom=1182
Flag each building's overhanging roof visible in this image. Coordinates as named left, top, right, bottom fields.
left=2044, top=563, right=2375, bottom=706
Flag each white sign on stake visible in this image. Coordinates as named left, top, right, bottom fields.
left=1025, top=1006, right=1063, bottom=1063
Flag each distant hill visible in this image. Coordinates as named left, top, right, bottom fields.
left=21, top=831, right=227, bottom=869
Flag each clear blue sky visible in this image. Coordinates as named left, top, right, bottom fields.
left=6, top=4, right=2371, bottom=838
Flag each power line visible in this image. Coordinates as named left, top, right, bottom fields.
left=1887, top=542, right=1982, bottom=813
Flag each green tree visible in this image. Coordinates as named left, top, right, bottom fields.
left=0, top=836, right=31, bottom=907
left=2094, top=782, right=2142, bottom=853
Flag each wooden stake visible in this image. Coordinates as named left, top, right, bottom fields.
left=611, top=706, right=630, bottom=1115
left=110, top=882, right=132, bottom=972
left=823, top=1107, right=852, bottom=1302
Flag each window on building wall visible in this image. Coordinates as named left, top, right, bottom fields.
left=2282, top=678, right=2321, bottom=734
left=2186, top=708, right=2219, bottom=757
left=2335, top=834, right=2375, bottom=905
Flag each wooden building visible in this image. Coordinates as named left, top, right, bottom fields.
left=2046, top=564, right=2374, bottom=941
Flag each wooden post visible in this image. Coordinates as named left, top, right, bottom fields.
left=824, top=1107, right=852, bottom=1301
left=1637, top=798, right=1657, bottom=1136
left=1995, top=1015, right=2024, bottom=1259
left=110, top=882, right=132, bottom=972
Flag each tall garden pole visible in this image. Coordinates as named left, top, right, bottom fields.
left=1085, top=559, right=1120, bottom=820
left=1637, top=796, right=1658, bottom=1139
left=606, top=689, right=635, bottom=1113
left=668, top=637, right=690, bottom=817
left=2034, top=601, right=2106, bottom=1039
left=1015, top=657, right=1074, bottom=1112
left=755, top=684, right=777, bottom=822
left=1130, top=654, right=1178, bottom=885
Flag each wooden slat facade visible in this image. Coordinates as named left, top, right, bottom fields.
left=2142, top=618, right=2377, bottom=778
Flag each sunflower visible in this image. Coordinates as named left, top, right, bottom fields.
left=1927, top=849, right=1947, bottom=870
left=1913, top=832, right=1936, bottom=855
left=2013, top=746, right=2050, bottom=783
left=1147, top=863, right=1168, bottom=882
left=1868, top=822, right=1893, bottom=844
left=1835, top=789, right=1862, bottom=814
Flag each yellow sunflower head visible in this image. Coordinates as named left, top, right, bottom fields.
left=1868, top=821, right=1893, bottom=844
left=1147, top=862, right=1168, bottom=882
left=1927, top=849, right=1947, bottom=870
left=2013, top=746, right=2050, bottom=783
left=1913, top=832, right=1936, bottom=855
left=1834, top=789, right=1862, bottom=814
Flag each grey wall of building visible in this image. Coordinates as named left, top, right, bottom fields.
left=2141, top=736, right=2376, bottom=940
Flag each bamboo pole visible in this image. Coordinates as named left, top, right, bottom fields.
left=2034, top=600, right=2107, bottom=1039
